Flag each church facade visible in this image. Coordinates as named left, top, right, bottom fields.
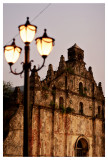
left=3, top=44, right=105, bottom=157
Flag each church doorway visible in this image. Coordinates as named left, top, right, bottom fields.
left=75, top=137, right=88, bottom=157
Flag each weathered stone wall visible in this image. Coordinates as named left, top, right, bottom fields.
left=94, top=119, right=103, bottom=157
left=66, top=114, right=93, bottom=156
left=3, top=44, right=105, bottom=157
left=3, top=105, right=23, bottom=157
left=3, top=103, right=104, bottom=157
left=31, top=106, right=93, bottom=157
left=32, top=106, right=53, bottom=156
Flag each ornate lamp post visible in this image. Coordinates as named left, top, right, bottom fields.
left=4, top=17, right=55, bottom=157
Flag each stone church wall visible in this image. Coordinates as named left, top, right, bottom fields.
left=31, top=106, right=93, bottom=157
left=3, top=43, right=105, bottom=157
left=95, top=119, right=103, bottom=157
left=3, top=105, right=23, bottom=156
left=3, top=98, right=104, bottom=157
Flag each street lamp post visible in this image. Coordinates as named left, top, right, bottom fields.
left=4, top=17, right=55, bottom=157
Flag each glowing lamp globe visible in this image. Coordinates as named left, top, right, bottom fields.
left=18, top=17, right=37, bottom=43
left=4, top=39, right=22, bottom=65
left=35, top=29, right=55, bottom=58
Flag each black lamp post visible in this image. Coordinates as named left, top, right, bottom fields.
left=4, top=17, right=55, bottom=157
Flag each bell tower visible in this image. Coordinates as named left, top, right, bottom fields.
left=68, top=43, right=84, bottom=62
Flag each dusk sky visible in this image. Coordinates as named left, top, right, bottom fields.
left=3, top=3, right=105, bottom=93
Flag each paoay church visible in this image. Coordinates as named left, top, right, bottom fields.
left=3, top=43, right=105, bottom=157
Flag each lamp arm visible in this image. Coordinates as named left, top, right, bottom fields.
left=30, top=57, right=46, bottom=72
left=9, top=62, right=24, bottom=75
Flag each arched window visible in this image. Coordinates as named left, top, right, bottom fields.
left=98, top=106, right=101, bottom=115
left=79, top=82, right=83, bottom=95
left=75, top=138, right=88, bottom=157
left=79, top=102, right=83, bottom=114
left=102, top=108, right=104, bottom=119
left=59, top=97, right=64, bottom=108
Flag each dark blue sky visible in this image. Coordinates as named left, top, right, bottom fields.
left=3, top=3, right=105, bottom=93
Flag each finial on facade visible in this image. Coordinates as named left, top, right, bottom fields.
left=98, top=82, right=103, bottom=93
left=60, top=55, right=65, bottom=60
left=88, top=66, right=93, bottom=75
left=49, top=64, right=53, bottom=70
left=74, top=43, right=77, bottom=46
left=58, top=55, right=66, bottom=72
left=32, top=65, right=37, bottom=72
left=47, top=64, right=54, bottom=79
left=88, top=66, right=92, bottom=72
left=34, top=65, right=36, bottom=70
left=98, top=82, right=102, bottom=87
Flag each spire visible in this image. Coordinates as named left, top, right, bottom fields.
left=30, top=65, right=41, bottom=89
left=98, top=82, right=104, bottom=96
left=72, top=43, right=83, bottom=50
left=46, top=64, right=54, bottom=80
left=88, top=66, right=93, bottom=75
left=58, top=55, right=66, bottom=71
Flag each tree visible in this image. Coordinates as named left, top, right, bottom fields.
left=3, top=81, right=13, bottom=109
left=3, top=81, right=16, bottom=140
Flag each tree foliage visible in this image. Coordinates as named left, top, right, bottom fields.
left=3, top=81, right=13, bottom=108
left=3, top=81, right=14, bottom=140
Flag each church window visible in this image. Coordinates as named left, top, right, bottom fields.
left=79, top=102, right=83, bottom=114
left=102, top=108, right=104, bottom=119
left=70, top=80, right=73, bottom=88
left=59, top=97, right=64, bottom=108
left=75, top=138, right=88, bottom=157
left=79, top=82, right=83, bottom=95
left=98, top=106, right=101, bottom=115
